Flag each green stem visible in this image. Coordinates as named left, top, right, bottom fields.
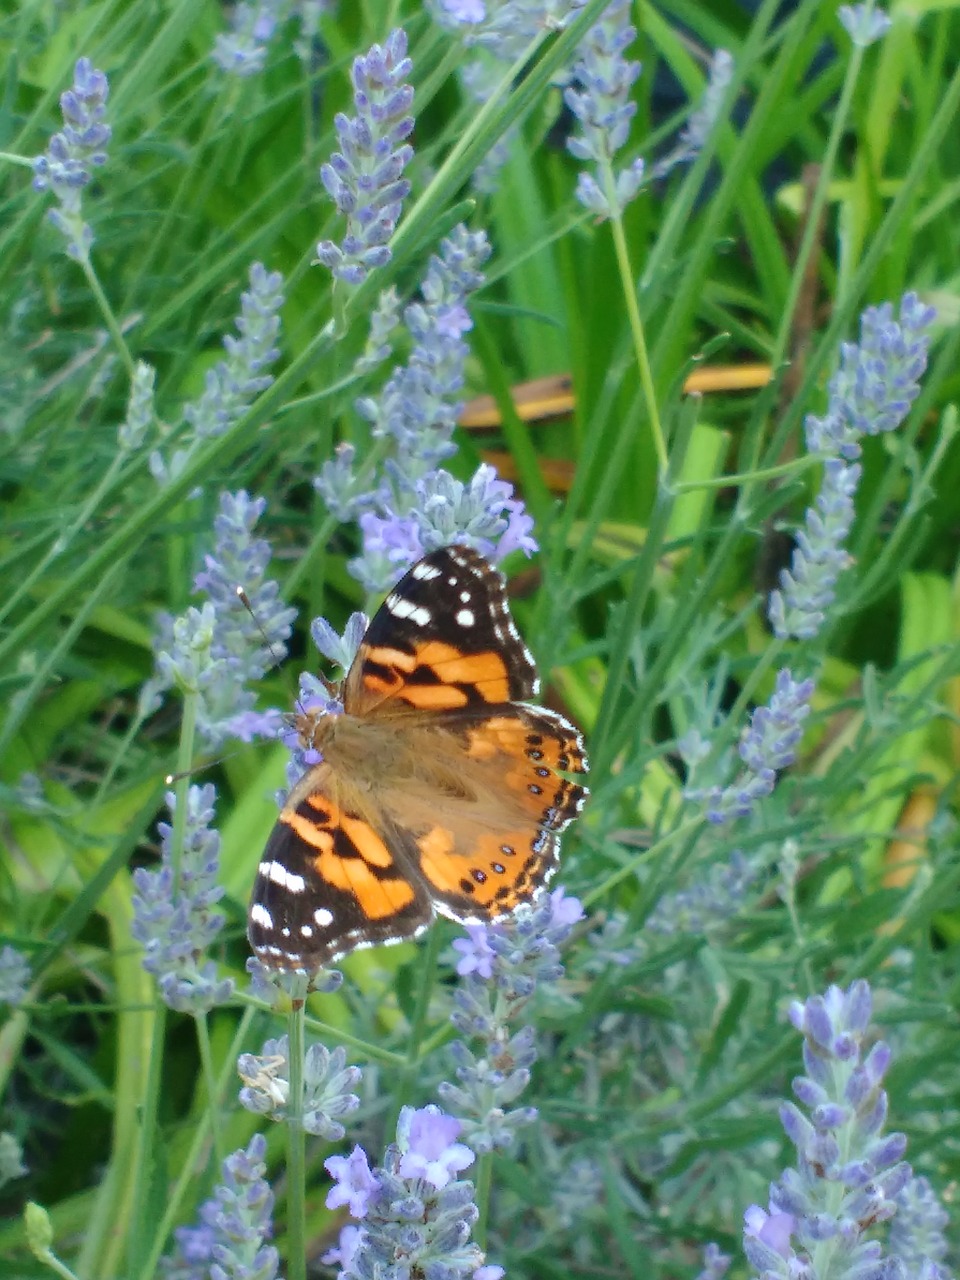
left=93, top=709, right=147, bottom=805
left=285, top=988, right=309, bottom=1280
left=194, top=1012, right=226, bottom=1169
left=129, top=691, right=198, bottom=1280
left=602, top=166, right=668, bottom=475
left=474, top=1152, right=493, bottom=1250
left=34, top=1248, right=81, bottom=1280
left=0, top=562, right=122, bottom=760
left=673, top=454, right=818, bottom=492
left=139, top=1007, right=257, bottom=1280
left=770, top=19, right=867, bottom=370
left=388, top=926, right=443, bottom=1133
left=80, top=258, right=136, bottom=378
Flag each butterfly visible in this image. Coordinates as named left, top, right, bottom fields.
left=248, top=544, right=588, bottom=973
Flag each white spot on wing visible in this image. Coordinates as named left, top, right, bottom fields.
left=385, top=594, right=432, bottom=626
left=456, top=609, right=475, bottom=626
left=314, top=907, right=334, bottom=928
left=412, top=562, right=442, bottom=580
left=265, top=861, right=306, bottom=893
left=250, top=903, right=273, bottom=928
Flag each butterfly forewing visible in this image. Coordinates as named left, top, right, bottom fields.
left=343, top=545, right=538, bottom=718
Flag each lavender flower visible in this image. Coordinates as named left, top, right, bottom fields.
left=238, top=1035, right=361, bottom=1139
left=316, top=29, right=414, bottom=285
left=890, top=1175, right=953, bottom=1276
left=315, top=223, right=534, bottom=592
left=150, top=263, right=284, bottom=485
left=141, top=490, right=294, bottom=749
left=688, top=669, right=815, bottom=824
left=212, top=1, right=285, bottom=76
left=440, top=888, right=584, bottom=1152
left=650, top=48, right=734, bottom=180
left=351, top=463, right=537, bottom=593
left=0, top=1133, right=27, bottom=1191
left=768, top=460, right=860, bottom=640
left=351, top=224, right=490, bottom=474
left=323, top=1106, right=502, bottom=1280
left=647, top=850, right=758, bottom=934
left=839, top=5, right=893, bottom=47
left=117, top=361, right=156, bottom=452
left=131, top=784, right=235, bottom=1013
left=697, top=1242, right=733, bottom=1280
left=770, top=293, right=935, bottom=640
left=565, top=0, right=645, bottom=219
left=432, top=0, right=585, bottom=59
left=32, top=57, right=111, bottom=261
left=354, top=285, right=403, bottom=374
left=161, top=1134, right=278, bottom=1280
left=744, top=981, right=912, bottom=1280
left=0, top=945, right=31, bottom=1007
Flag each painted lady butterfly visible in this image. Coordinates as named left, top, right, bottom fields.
left=248, top=544, right=588, bottom=973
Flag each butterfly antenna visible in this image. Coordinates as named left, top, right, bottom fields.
left=164, top=750, right=241, bottom=785
left=236, top=585, right=311, bottom=720
left=236, top=586, right=289, bottom=673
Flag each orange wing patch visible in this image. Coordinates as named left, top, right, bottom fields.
left=355, top=640, right=513, bottom=713
left=404, top=705, right=588, bottom=925
left=417, top=823, right=546, bottom=916
left=281, top=795, right=417, bottom=919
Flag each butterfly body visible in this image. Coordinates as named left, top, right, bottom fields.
left=249, top=545, right=588, bottom=973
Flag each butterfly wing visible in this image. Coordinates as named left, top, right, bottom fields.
left=382, top=705, right=588, bottom=923
left=248, top=763, right=433, bottom=972
left=342, top=545, right=538, bottom=718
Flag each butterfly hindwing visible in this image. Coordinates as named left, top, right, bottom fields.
left=381, top=705, right=588, bottom=924
left=343, top=545, right=538, bottom=718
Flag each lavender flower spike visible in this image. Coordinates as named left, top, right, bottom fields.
left=212, top=1, right=281, bottom=77
left=744, top=981, right=912, bottom=1280
left=140, top=490, right=294, bottom=749
left=690, top=669, right=814, bottom=824
left=890, top=1175, right=953, bottom=1276
left=32, top=57, right=111, bottom=262
left=238, top=1034, right=362, bottom=1140
left=0, top=946, right=31, bottom=1007
left=131, top=784, right=235, bottom=1013
left=316, top=29, right=414, bottom=285
left=770, top=292, right=935, bottom=640
left=323, top=1105, right=503, bottom=1280
left=565, top=0, right=645, bottom=219
left=161, top=1133, right=279, bottom=1280
left=441, top=889, right=584, bottom=1152
left=150, top=263, right=285, bottom=485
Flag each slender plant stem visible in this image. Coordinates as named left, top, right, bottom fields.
left=474, top=1152, right=493, bottom=1249
left=129, top=690, right=198, bottom=1280
left=80, top=258, right=136, bottom=377
left=673, top=454, right=818, bottom=492
left=195, top=1012, right=226, bottom=1169
left=140, top=1007, right=258, bottom=1280
left=770, top=29, right=867, bottom=370
left=602, top=169, right=668, bottom=475
left=285, top=989, right=308, bottom=1280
